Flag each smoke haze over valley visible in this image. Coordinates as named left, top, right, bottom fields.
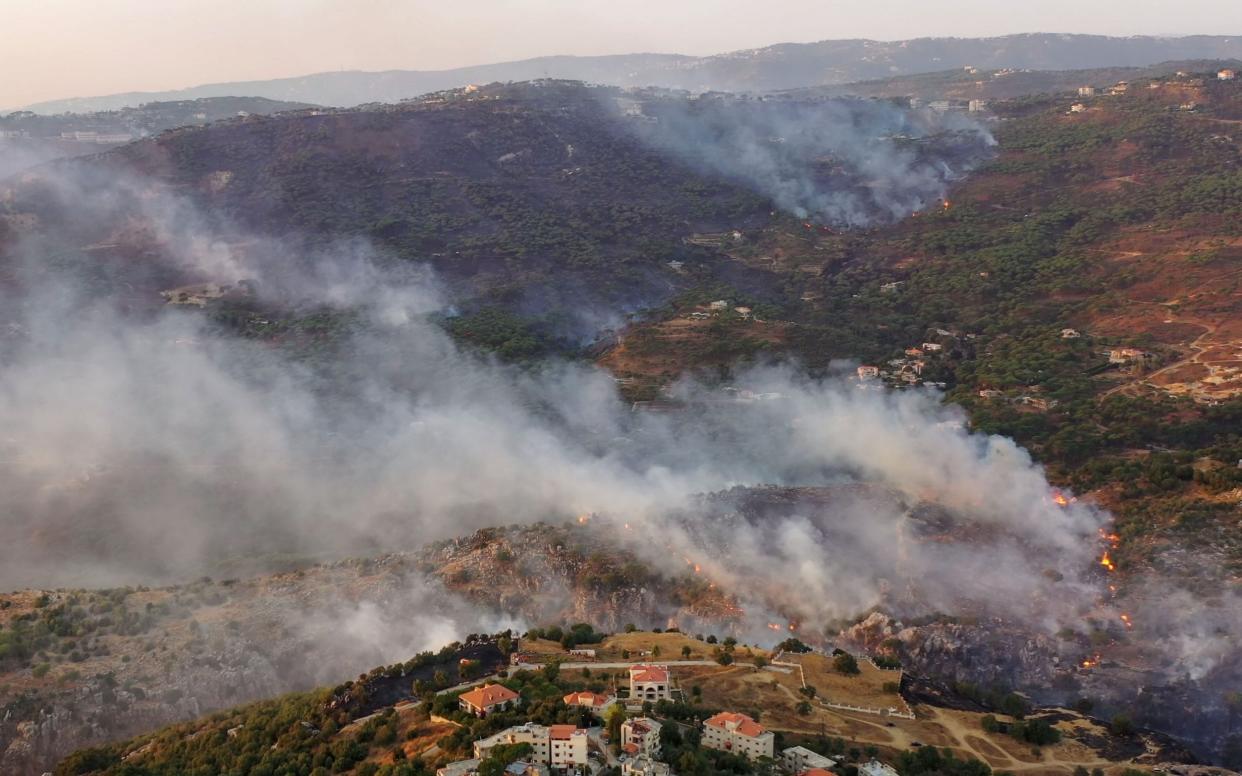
left=3, top=11, right=1242, bottom=776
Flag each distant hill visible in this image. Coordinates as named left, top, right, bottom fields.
left=23, top=34, right=1242, bottom=113
left=785, top=58, right=1242, bottom=101
left=0, top=96, right=315, bottom=177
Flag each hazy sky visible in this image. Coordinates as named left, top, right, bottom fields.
left=3, top=0, right=1241, bottom=108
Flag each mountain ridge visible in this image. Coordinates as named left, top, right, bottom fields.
left=21, top=33, right=1242, bottom=113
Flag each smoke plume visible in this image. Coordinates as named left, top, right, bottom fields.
left=622, top=93, right=996, bottom=225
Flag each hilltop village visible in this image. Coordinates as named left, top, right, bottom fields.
left=63, top=625, right=1202, bottom=776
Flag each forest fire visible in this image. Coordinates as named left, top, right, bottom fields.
left=1120, top=613, right=1133, bottom=629
left=1100, top=552, right=1116, bottom=572
left=1081, top=655, right=1101, bottom=669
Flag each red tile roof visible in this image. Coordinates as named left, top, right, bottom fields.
left=801, top=770, right=834, bottom=776
left=563, top=691, right=613, bottom=708
left=459, top=683, right=519, bottom=710
left=629, top=664, right=669, bottom=683
left=549, top=724, right=581, bottom=740
left=705, top=711, right=766, bottom=738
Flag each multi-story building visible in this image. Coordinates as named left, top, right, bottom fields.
left=473, top=723, right=588, bottom=770
left=628, top=665, right=671, bottom=702
left=620, top=717, right=663, bottom=758
left=782, top=745, right=837, bottom=773
left=701, top=712, right=774, bottom=761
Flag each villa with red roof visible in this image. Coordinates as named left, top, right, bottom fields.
left=458, top=683, right=519, bottom=717
left=702, top=711, right=775, bottom=761
left=563, top=690, right=616, bottom=713
left=628, top=664, right=671, bottom=702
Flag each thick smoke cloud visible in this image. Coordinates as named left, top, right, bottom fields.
left=0, top=159, right=1100, bottom=644
left=623, top=94, right=996, bottom=226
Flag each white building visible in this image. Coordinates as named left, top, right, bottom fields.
left=1070, top=103, right=1087, bottom=113
left=857, top=365, right=880, bottom=380
left=620, top=717, right=663, bottom=758
left=1077, top=86, right=1096, bottom=97
left=968, top=99, right=987, bottom=113
left=921, top=342, right=943, bottom=352
left=473, top=723, right=588, bottom=770
left=701, top=712, right=774, bottom=761
left=860, top=760, right=901, bottom=776
left=629, top=665, right=671, bottom=702
left=437, top=759, right=480, bottom=776
left=783, top=746, right=837, bottom=773
left=1219, top=69, right=1237, bottom=81
left=708, top=300, right=730, bottom=311
left=622, top=755, right=671, bottom=776
left=1061, top=328, right=1081, bottom=339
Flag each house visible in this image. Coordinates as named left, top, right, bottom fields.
left=563, top=691, right=615, bottom=713
left=459, top=683, right=519, bottom=717
left=978, top=389, right=1004, bottom=399
left=1077, top=86, right=1096, bottom=97
left=622, top=755, right=671, bottom=776
left=621, top=717, right=663, bottom=758
left=437, top=759, right=481, bottom=776
left=904, top=347, right=924, bottom=357
left=1220, top=69, right=1237, bottom=81
left=783, top=746, right=837, bottom=773
left=567, top=648, right=596, bottom=658
left=708, top=300, right=730, bottom=311
left=860, top=760, right=900, bottom=776
left=473, top=723, right=588, bottom=770
left=879, top=281, right=903, bottom=294
left=1070, top=103, right=1087, bottom=113
left=928, top=100, right=952, bottom=113
left=1109, top=81, right=1129, bottom=95
left=921, top=342, right=943, bottom=352
left=703, top=712, right=774, bottom=761
left=629, top=665, right=671, bottom=702
left=94, top=133, right=132, bottom=144
left=799, top=771, right=834, bottom=776
left=734, top=306, right=753, bottom=318
left=857, top=365, right=880, bottom=380
left=1108, top=347, right=1148, bottom=364
left=1060, top=328, right=1081, bottom=339
left=968, top=99, right=987, bottom=113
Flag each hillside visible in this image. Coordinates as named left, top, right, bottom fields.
left=0, top=97, right=315, bottom=178
left=23, top=34, right=1242, bottom=113
left=786, top=60, right=1242, bottom=102
left=49, top=628, right=1203, bottom=776
left=2, top=70, right=1242, bottom=774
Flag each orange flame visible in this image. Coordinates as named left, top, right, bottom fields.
left=1120, top=613, right=1133, bottom=629
left=1100, top=552, right=1115, bottom=572
left=1052, top=491, right=1069, bottom=507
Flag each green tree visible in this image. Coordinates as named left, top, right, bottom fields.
left=833, top=653, right=860, bottom=675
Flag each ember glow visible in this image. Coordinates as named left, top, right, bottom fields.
left=1100, top=551, right=1116, bottom=572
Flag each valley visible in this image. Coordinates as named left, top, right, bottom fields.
left=0, top=32, right=1240, bottom=776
